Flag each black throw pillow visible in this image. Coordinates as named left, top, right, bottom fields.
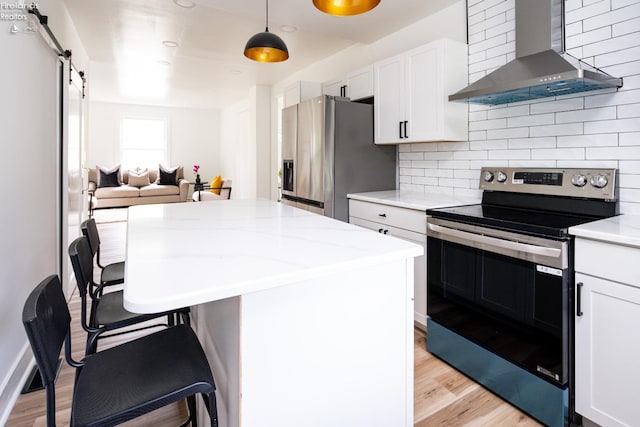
left=98, top=165, right=121, bottom=188
left=158, top=165, right=178, bottom=185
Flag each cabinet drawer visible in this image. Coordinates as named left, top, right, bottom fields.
left=349, top=199, right=426, bottom=234
left=575, top=238, right=640, bottom=287
left=349, top=217, right=426, bottom=243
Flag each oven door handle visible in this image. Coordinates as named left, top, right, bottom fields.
left=427, top=223, right=563, bottom=259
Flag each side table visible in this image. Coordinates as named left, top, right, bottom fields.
left=188, top=181, right=208, bottom=200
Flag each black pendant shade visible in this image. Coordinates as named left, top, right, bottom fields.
left=244, top=29, right=289, bottom=63
left=244, top=0, right=289, bottom=63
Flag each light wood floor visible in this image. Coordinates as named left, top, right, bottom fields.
left=7, top=211, right=541, bottom=426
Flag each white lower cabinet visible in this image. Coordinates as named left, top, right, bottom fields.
left=349, top=199, right=428, bottom=327
left=574, top=238, right=640, bottom=427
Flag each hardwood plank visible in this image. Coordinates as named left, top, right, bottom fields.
left=8, top=209, right=541, bottom=426
left=413, top=328, right=542, bottom=426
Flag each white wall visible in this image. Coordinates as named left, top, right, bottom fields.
left=221, top=99, right=250, bottom=198
left=219, top=85, right=272, bottom=200
left=0, top=0, right=89, bottom=422
left=253, top=85, right=272, bottom=199
left=87, top=101, right=221, bottom=184
left=398, top=0, right=640, bottom=214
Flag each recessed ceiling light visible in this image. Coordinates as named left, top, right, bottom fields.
left=174, top=0, right=196, bottom=8
left=280, top=25, right=297, bottom=32
left=163, top=40, right=179, bottom=48
left=229, top=69, right=242, bottom=75
left=157, top=60, right=171, bottom=66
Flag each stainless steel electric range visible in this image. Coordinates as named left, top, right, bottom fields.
left=426, top=167, right=618, bottom=427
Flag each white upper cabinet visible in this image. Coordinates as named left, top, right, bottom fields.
left=283, top=81, right=322, bottom=108
left=374, top=54, right=405, bottom=144
left=374, top=39, right=469, bottom=144
left=322, top=65, right=374, bottom=101
left=323, top=79, right=344, bottom=98
left=346, top=65, right=374, bottom=100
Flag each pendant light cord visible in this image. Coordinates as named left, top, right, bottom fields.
left=265, top=0, right=269, bottom=32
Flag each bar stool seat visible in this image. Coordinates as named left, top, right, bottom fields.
left=100, top=261, right=125, bottom=286
left=72, top=324, right=216, bottom=426
left=81, top=218, right=125, bottom=289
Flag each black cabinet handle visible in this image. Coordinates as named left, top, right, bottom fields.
left=404, top=121, right=408, bottom=138
left=378, top=213, right=386, bottom=217
left=378, top=228, right=384, bottom=233
left=577, top=282, right=583, bottom=317
left=383, top=229, right=389, bottom=234
left=399, top=121, right=403, bottom=138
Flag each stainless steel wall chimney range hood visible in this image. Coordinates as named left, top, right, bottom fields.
left=449, top=0, right=623, bottom=105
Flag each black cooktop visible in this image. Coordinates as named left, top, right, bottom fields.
left=427, top=203, right=603, bottom=238
left=427, top=192, right=618, bottom=239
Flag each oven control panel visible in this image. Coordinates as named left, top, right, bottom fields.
left=480, top=167, right=617, bottom=200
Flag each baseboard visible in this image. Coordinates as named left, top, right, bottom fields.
left=0, top=343, right=35, bottom=426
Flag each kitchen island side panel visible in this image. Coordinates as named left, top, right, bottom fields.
left=194, top=296, right=241, bottom=427
left=196, top=258, right=414, bottom=427
left=241, top=258, right=413, bottom=427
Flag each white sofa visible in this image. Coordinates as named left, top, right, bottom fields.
left=89, top=167, right=189, bottom=209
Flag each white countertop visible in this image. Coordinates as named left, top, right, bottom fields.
left=124, top=199, right=423, bottom=313
left=569, top=214, right=640, bottom=248
left=347, top=190, right=479, bottom=211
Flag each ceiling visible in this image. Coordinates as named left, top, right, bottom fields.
left=64, top=0, right=460, bottom=109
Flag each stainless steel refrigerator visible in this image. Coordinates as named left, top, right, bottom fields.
left=281, top=95, right=397, bottom=222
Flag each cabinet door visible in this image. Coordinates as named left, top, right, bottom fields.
left=387, top=226, right=427, bottom=328
left=349, top=216, right=428, bottom=327
left=283, top=81, right=322, bottom=107
left=575, top=273, right=640, bottom=427
left=323, top=79, right=344, bottom=97
left=405, top=43, right=440, bottom=143
left=374, top=54, right=405, bottom=145
left=346, top=65, right=374, bottom=100
left=283, top=84, right=301, bottom=108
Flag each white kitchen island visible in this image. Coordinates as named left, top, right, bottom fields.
left=124, top=199, right=423, bottom=427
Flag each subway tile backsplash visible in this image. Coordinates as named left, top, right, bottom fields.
left=398, top=0, right=640, bottom=214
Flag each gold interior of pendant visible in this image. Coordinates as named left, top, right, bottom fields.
left=244, top=47, right=289, bottom=63
left=313, top=0, right=380, bottom=16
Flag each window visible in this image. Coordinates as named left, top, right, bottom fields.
left=120, top=118, right=167, bottom=169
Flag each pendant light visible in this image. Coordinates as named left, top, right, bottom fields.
left=313, top=0, right=380, bottom=16
left=244, top=0, right=289, bottom=63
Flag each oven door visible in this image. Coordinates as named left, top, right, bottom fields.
left=427, top=217, right=570, bottom=385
